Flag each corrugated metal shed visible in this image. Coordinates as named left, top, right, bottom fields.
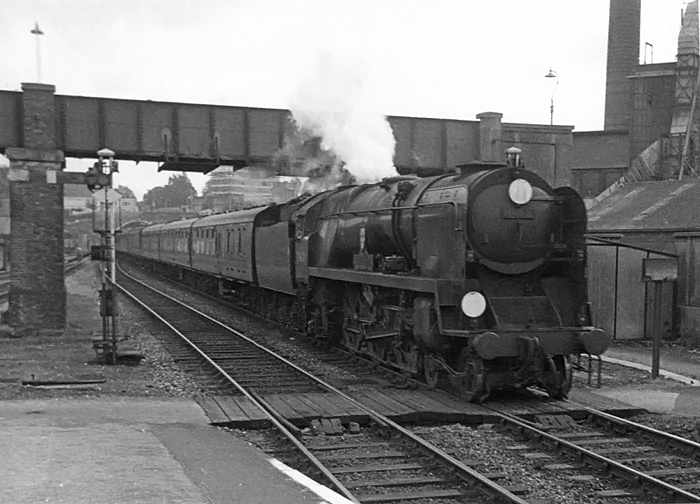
left=585, top=179, right=700, bottom=342
left=588, top=179, right=700, bottom=232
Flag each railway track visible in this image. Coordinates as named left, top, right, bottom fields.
left=117, top=270, right=328, bottom=396
left=116, top=265, right=533, bottom=504
left=117, top=261, right=700, bottom=503
left=118, top=260, right=428, bottom=390
left=480, top=399, right=700, bottom=503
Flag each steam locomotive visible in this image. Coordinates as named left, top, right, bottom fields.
left=117, top=149, right=609, bottom=402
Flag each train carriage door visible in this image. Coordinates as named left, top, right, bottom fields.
left=215, top=227, right=222, bottom=275
left=187, top=225, right=193, bottom=268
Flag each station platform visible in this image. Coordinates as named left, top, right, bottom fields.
left=3, top=262, right=698, bottom=504
left=0, top=397, right=350, bottom=504
left=0, top=390, right=648, bottom=504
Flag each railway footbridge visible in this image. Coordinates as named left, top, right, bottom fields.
left=0, top=82, right=573, bottom=335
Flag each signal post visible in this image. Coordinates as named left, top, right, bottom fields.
left=85, top=148, right=121, bottom=364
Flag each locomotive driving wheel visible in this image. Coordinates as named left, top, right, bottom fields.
left=448, top=348, right=486, bottom=403
left=342, top=290, right=364, bottom=352
left=541, top=355, right=573, bottom=400
left=366, top=340, right=387, bottom=363
left=423, top=356, right=441, bottom=388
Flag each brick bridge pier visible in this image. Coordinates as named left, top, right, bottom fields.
left=3, top=83, right=66, bottom=335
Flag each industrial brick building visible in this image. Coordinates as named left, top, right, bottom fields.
left=572, top=0, right=700, bottom=200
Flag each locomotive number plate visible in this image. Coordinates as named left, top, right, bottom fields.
left=501, top=208, right=534, bottom=219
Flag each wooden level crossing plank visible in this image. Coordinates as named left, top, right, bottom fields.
left=420, top=390, right=498, bottom=422
left=260, top=391, right=372, bottom=425
left=348, top=389, right=418, bottom=422
left=260, top=394, right=305, bottom=422
left=213, top=395, right=270, bottom=429
left=196, top=397, right=230, bottom=425
left=488, top=398, right=542, bottom=418
left=318, top=393, right=372, bottom=423
left=213, top=395, right=247, bottom=419
left=279, top=394, right=327, bottom=419
left=385, top=389, right=467, bottom=423
left=299, top=392, right=353, bottom=418
left=342, top=389, right=391, bottom=417
left=364, top=389, right=423, bottom=422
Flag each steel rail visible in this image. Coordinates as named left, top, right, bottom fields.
left=567, top=399, right=700, bottom=455
left=118, top=265, right=529, bottom=504
left=123, top=258, right=431, bottom=390
left=487, top=406, right=700, bottom=503
left=115, top=269, right=360, bottom=503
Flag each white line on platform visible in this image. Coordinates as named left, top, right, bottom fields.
left=268, top=458, right=356, bottom=504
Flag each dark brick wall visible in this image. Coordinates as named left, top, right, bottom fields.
left=604, top=0, right=641, bottom=131
left=21, top=83, right=57, bottom=150
left=630, top=66, right=676, bottom=158
left=570, top=130, right=630, bottom=197
left=571, top=130, right=630, bottom=169
left=7, top=161, right=65, bottom=331
left=4, top=82, right=67, bottom=335
left=501, top=124, right=574, bottom=188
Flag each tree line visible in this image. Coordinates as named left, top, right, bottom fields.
left=117, top=173, right=197, bottom=209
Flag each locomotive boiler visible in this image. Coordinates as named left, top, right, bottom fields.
left=117, top=149, right=609, bottom=403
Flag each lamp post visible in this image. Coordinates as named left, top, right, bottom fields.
left=545, top=68, right=559, bottom=125
left=30, top=21, right=44, bottom=83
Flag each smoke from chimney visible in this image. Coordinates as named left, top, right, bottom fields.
left=288, top=51, right=398, bottom=186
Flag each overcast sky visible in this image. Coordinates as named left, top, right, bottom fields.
left=0, top=0, right=691, bottom=199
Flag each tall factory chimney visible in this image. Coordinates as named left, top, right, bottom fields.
left=604, top=0, right=641, bottom=131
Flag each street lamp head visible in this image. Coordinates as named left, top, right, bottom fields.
left=30, top=21, right=43, bottom=36
left=544, top=68, right=559, bottom=126
left=30, top=22, right=44, bottom=83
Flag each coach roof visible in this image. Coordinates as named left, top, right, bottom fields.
left=191, top=206, right=270, bottom=227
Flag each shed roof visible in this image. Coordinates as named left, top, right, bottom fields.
left=588, top=179, right=700, bottom=233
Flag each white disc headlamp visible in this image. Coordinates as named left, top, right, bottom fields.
left=508, top=179, right=533, bottom=205
left=460, top=291, right=487, bottom=318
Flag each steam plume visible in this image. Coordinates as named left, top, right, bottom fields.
left=288, top=51, right=398, bottom=184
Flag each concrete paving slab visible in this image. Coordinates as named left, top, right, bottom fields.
left=584, top=350, right=700, bottom=415
left=603, top=353, right=700, bottom=386
left=593, top=385, right=700, bottom=415
left=0, top=397, right=350, bottom=504
left=1, top=421, right=207, bottom=504
left=0, top=397, right=210, bottom=425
